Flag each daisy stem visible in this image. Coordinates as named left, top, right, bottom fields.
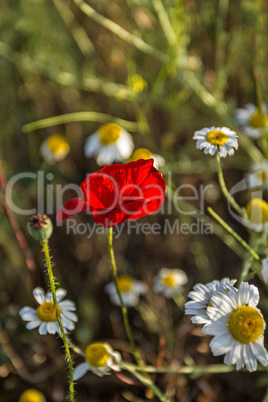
left=107, top=228, right=144, bottom=371
left=121, top=362, right=170, bottom=402
left=41, top=240, right=74, bottom=402
left=207, top=208, right=262, bottom=268
left=216, top=154, right=246, bottom=218
left=121, top=361, right=238, bottom=375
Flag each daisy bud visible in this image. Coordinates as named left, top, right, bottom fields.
left=27, top=214, right=53, bottom=242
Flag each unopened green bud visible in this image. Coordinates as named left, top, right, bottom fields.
left=27, top=214, right=53, bottom=242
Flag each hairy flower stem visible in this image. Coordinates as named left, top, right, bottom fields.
left=41, top=240, right=74, bottom=402
left=107, top=228, right=144, bottom=370
left=107, top=229, right=170, bottom=401
left=216, top=154, right=246, bottom=218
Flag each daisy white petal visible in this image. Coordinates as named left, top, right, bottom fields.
left=262, top=258, right=268, bottom=284
left=61, top=316, right=75, bottom=331
left=19, top=307, right=36, bottom=315
left=56, top=288, right=67, bottom=302
left=244, top=344, right=258, bottom=372
left=39, top=322, right=48, bottom=335
left=47, top=322, right=58, bottom=334
left=74, top=362, right=90, bottom=380
left=241, top=282, right=259, bottom=307
left=96, top=145, right=119, bottom=165
left=210, top=292, right=236, bottom=313
left=202, top=318, right=228, bottom=335
left=251, top=340, right=268, bottom=367
left=19, top=307, right=37, bottom=321
left=33, top=288, right=46, bottom=305
left=116, top=131, right=135, bottom=158
left=84, top=133, right=101, bottom=157
left=224, top=343, right=241, bottom=366
left=209, top=333, right=233, bottom=356
left=235, top=345, right=245, bottom=370
left=26, top=320, right=41, bottom=330
left=185, top=278, right=236, bottom=324
left=20, top=312, right=38, bottom=322
left=58, top=300, right=76, bottom=310
left=61, top=310, right=78, bottom=322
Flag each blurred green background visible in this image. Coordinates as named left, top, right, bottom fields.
left=1, top=0, right=268, bottom=401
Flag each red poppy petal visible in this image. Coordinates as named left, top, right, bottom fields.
left=80, top=159, right=154, bottom=210
left=100, top=159, right=154, bottom=190
left=122, top=167, right=166, bottom=221
left=100, top=158, right=154, bottom=181
left=92, top=208, right=126, bottom=227
left=56, top=198, right=91, bottom=222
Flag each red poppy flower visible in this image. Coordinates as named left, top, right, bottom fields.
left=56, top=159, right=166, bottom=227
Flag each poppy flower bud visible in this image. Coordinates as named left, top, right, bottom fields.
left=27, top=214, right=53, bottom=242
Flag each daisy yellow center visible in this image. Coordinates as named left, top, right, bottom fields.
left=85, top=343, right=110, bottom=367
left=36, top=301, right=59, bottom=322
left=228, top=305, right=264, bottom=344
left=256, top=169, right=268, bottom=183
left=131, top=148, right=152, bottom=161
left=161, top=274, right=177, bottom=288
left=47, top=134, right=69, bottom=155
left=206, top=130, right=228, bottom=146
left=117, top=275, right=133, bottom=292
left=19, top=389, right=45, bottom=402
left=246, top=198, right=268, bottom=224
left=249, top=110, right=267, bottom=128
left=98, top=123, right=121, bottom=145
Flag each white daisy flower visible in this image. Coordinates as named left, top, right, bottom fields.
left=105, top=275, right=147, bottom=307
left=40, top=134, right=70, bottom=164
left=245, top=161, right=268, bottom=189
left=203, top=282, right=268, bottom=372
left=193, top=126, right=238, bottom=158
left=19, top=389, right=46, bottom=402
left=234, top=103, right=268, bottom=139
left=84, top=123, right=134, bottom=166
left=130, top=147, right=165, bottom=170
left=73, top=342, right=121, bottom=380
left=185, top=278, right=236, bottom=325
left=153, top=268, right=188, bottom=298
left=245, top=198, right=268, bottom=232
left=19, top=287, right=78, bottom=335
left=261, top=258, right=268, bottom=284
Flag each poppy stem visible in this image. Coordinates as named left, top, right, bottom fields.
left=41, top=240, right=75, bottom=402
left=107, top=227, right=144, bottom=370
